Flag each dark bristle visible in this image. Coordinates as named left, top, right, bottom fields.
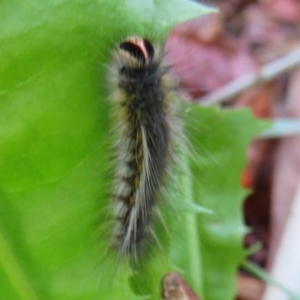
left=119, top=41, right=146, bottom=64
left=114, top=195, right=131, bottom=205
left=127, top=160, right=137, bottom=170
left=121, top=175, right=135, bottom=185
left=117, top=216, right=127, bottom=223
left=143, top=38, right=154, bottom=61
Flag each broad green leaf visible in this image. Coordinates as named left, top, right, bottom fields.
left=171, top=106, right=269, bottom=299
left=124, top=0, right=216, bottom=29
left=0, top=0, right=211, bottom=300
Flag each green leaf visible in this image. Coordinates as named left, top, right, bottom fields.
left=171, top=106, right=269, bottom=299
left=0, top=0, right=211, bottom=300
left=124, top=0, right=216, bottom=29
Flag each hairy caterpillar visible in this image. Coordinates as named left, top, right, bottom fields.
left=108, top=36, right=179, bottom=258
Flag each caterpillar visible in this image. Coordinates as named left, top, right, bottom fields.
left=108, top=36, right=179, bottom=259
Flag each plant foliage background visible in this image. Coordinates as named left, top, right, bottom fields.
left=0, top=0, right=267, bottom=299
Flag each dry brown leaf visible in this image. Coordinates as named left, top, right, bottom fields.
left=163, top=273, right=201, bottom=300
